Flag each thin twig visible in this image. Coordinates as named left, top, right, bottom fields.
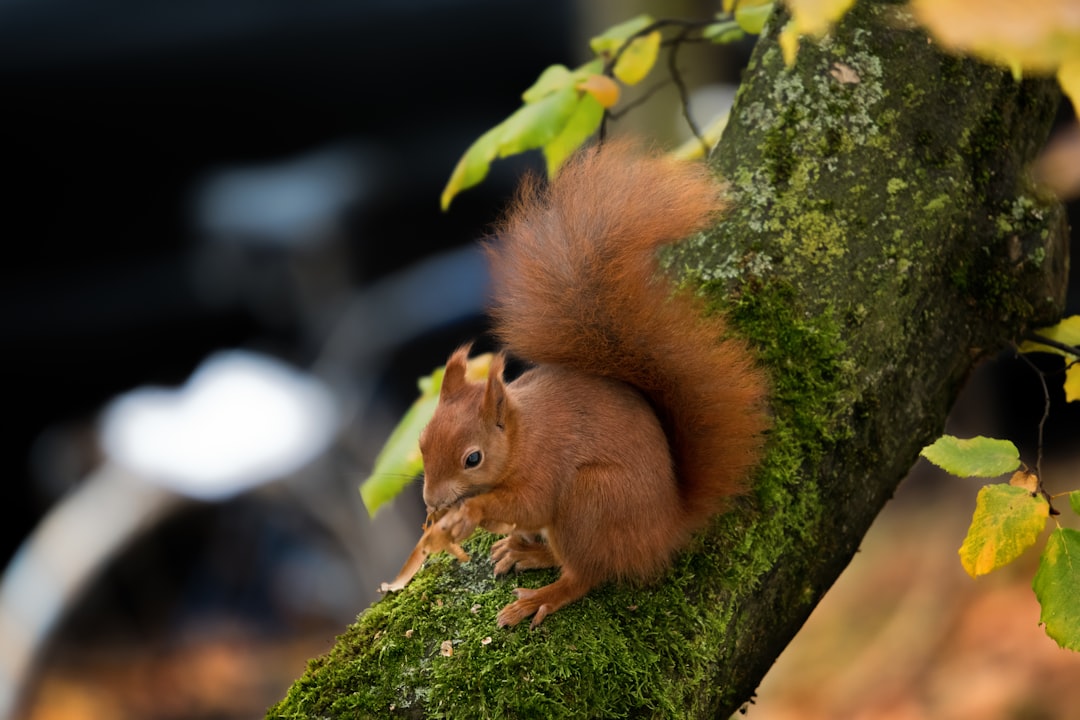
left=606, top=79, right=672, bottom=120
left=1014, top=346, right=1058, bottom=514
left=598, top=17, right=718, bottom=146
left=668, top=24, right=705, bottom=149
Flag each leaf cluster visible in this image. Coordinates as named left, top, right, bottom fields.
left=440, top=4, right=775, bottom=210
left=920, top=316, right=1080, bottom=653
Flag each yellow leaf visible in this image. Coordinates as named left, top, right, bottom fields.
left=613, top=30, right=661, bottom=86
left=589, top=14, right=655, bottom=56
left=777, top=0, right=856, bottom=64
left=575, top=74, right=620, bottom=108
left=1058, top=56, right=1080, bottom=117
left=671, top=112, right=730, bottom=160
left=786, top=0, right=856, bottom=37
left=959, top=484, right=1049, bottom=578
left=911, top=0, right=1080, bottom=74
left=779, top=21, right=800, bottom=66
left=1019, top=315, right=1080, bottom=357
left=1065, top=363, right=1080, bottom=402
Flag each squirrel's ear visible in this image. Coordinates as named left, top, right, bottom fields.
left=482, top=352, right=508, bottom=428
left=440, top=344, right=472, bottom=399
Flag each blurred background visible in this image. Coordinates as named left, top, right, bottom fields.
left=1, top=1, right=1079, bottom=719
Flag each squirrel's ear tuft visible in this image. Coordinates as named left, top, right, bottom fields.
left=440, top=344, right=473, bottom=399
left=482, top=352, right=508, bottom=427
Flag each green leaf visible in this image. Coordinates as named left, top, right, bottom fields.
left=542, top=92, right=604, bottom=176
left=359, top=390, right=439, bottom=516
left=1033, top=527, right=1080, bottom=650
left=440, top=125, right=500, bottom=211
left=496, top=85, right=580, bottom=158
left=589, top=14, right=655, bottom=56
left=959, top=484, right=1049, bottom=577
left=920, top=435, right=1021, bottom=477
left=735, top=1, right=774, bottom=35
left=703, top=20, right=745, bottom=44
left=1019, top=315, right=1080, bottom=358
left=522, top=64, right=573, bottom=103
left=1069, top=490, right=1080, bottom=516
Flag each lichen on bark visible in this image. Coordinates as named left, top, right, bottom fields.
left=268, top=3, right=1068, bottom=718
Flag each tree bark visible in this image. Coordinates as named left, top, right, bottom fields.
left=268, top=3, right=1068, bottom=718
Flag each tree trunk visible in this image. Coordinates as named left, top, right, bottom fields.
left=268, top=3, right=1068, bottom=718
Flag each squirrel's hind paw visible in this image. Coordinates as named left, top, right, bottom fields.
left=495, top=572, right=591, bottom=629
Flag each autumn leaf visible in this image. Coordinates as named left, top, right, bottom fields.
left=920, top=435, right=1021, bottom=478
left=911, top=0, right=1080, bottom=75
left=779, top=0, right=857, bottom=65
left=1019, top=316, right=1080, bottom=402
left=671, top=113, right=730, bottom=160
left=589, top=14, right=655, bottom=57
left=1066, top=364, right=1080, bottom=403
left=1032, top=527, right=1080, bottom=651
left=613, top=31, right=661, bottom=85
left=575, top=74, right=620, bottom=108
left=959, top=484, right=1049, bottom=578
left=1058, top=58, right=1080, bottom=120
left=1018, top=316, right=1080, bottom=357
left=1008, top=470, right=1039, bottom=493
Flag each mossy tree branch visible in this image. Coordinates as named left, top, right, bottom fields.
left=269, top=3, right=1068, bottom=718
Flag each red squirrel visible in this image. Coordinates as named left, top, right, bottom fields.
left=418, top=140, right=770, bottom=628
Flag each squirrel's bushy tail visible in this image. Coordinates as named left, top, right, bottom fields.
left=487, top=140, right=769, bottom=531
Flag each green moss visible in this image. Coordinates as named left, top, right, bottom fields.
left=269, top=530, right=742, bottom=718
left=268, top=276, right=852, bottom=720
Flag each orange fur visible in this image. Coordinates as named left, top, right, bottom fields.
left=419, top=140, right=770, bottom=628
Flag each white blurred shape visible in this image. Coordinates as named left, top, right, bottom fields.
left=101, top=351, right=338, bottom=500
left=194, top=144, right=367, bottom=245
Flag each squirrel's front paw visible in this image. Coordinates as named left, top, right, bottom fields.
left=491, top=535, right=557, bottom=576
left=437, top=503, right=479, bottom=542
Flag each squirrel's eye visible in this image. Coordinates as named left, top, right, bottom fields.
left=464, top=450, right=482, bottom=468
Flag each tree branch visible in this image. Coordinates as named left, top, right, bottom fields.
left=268, top=3, right=1068, bottom=717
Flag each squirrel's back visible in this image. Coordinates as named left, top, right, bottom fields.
left=486, top=140, right=769, bottom=530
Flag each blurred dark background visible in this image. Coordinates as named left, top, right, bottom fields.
left=0, top=1, right=577, bottom=717
left=2, top=2, right=1080, bottom=719
left=1, top=0, right=578, bottom=561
